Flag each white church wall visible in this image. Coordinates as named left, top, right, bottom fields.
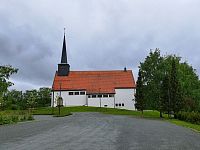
left=101, top=97, right=115, bottom=108
left=114, top=88, right=135, bottom=110
left=51, top=91, right=87, bottom=107
left=51, top=91, right=60, bottom=107
left=51, top=92, right=54, bottom=107
left=51, top=89, right=136, bottom=110
left=88, top=97, right=100, bottom=107
left=87, top=96, right=115, bottom=108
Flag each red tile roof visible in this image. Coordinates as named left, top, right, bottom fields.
left=52, top=70, right=136, bottom=94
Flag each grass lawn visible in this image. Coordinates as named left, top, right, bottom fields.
left=33, top=106, right=163, bottom=118
left=167, top=119, right=200, bottom=132
left=32, top=107, right=71, bottom=117
left=24, top=106, right=200, bottom=132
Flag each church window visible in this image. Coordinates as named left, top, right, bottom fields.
left=115, top=103, right=118, bottom=107
left=88, top=95, right=91, bottom=98
left=98, top=95, right=102, bottom=98
left=75, top=92, right=79, bottom=95
left=109, top=94, right=114, bottom=97
left=119, top=103, right=121, bottom=106
left=103, top=94, right=108, bottom=97
left=69, top=92, right=73, bottom=95
left=80, top=91, right=85, bottom=95
left=92, top=95, right=96, bottom=98
left=122, top=103, right=124, bottom=106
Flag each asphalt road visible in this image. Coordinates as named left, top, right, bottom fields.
left=0, top=113, right=200, bottom=150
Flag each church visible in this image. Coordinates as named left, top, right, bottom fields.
left=51, top=33, right=136, bottom=110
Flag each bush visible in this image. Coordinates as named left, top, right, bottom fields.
left=0, top=110, right=34, bottom=125
left=11, top=104, right=19, bottom=110
left=177, top=112, right=200, bottom=125
left=11, top=115, right=19, bottom=122
left=27, top=114, right=34, bottom=120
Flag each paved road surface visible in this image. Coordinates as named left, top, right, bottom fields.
left=0, top=113, right=200, bottom=150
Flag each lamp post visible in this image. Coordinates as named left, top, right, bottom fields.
left=59, top=82, right=62, bottom=115
left=99, top=88, right=101, bottom=108
left=52, top=89, right=54, bottom=115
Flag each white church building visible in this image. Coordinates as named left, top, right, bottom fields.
left=51, top=33, right=136, bottom=110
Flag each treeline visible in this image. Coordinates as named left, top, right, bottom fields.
left=1, top=88, right=51, bottom=110
left=135, top=49, right=200, bottom=119
left=0, top=65, right=51, bottom=110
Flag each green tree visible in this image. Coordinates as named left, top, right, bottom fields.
left=138, top=49, right=200, bottom=117
left=37, top=87, right=51, bottom=107
left=0, top=65, right=18, bottom=110
left=139, top=49, right=164, bottom=115
left=170, top=58, right=183, bottom=117
left=191, top=88, right=200, bottom=112
left=4, top=90, right=23, bottom=110
left=178, top=62, right=200, bottom=111
left=24, top=90, right=38, bottom=109
left=135, top=69, right=145, bottom=115
left=161, top=74, right=171, bottom=117
left=161, top=55, right=180, bottom=117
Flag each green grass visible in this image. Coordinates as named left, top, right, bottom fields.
left=0, top=110, right=33, bottom=125
left=32, top=107, right=71, bottom=117
left=33, top=106, right=162, bottom=118
left=32, top=107, right=53, bottom=115
left=52, top=108, right=72, bottom=117
left=33, top=106, right=200, bottom=132
left=167, top=119, right=200, bottom=132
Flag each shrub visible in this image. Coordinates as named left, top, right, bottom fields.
left=11, top=104, right=19, bottom=110
left=27, top=114, right=34, bottom=120
left=11, top=115, right=19, bottom=122
left=0, top=111, right=34, bottom=125
left=177, top=112, right=200, bottom=125
left=0, top=115, right=3, bottom=125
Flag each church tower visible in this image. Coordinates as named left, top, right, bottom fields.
left=58, top=31, right=70, bottom=76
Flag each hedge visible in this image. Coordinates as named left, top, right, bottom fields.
left=177, top=112, right=200, bottom=125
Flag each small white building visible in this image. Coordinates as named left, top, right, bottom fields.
left=51, top=34, right=136, bottom=110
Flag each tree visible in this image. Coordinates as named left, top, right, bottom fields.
left=139, top=49, right=164, bottom=116
left=170, top=58, right=183, bottom=117
left=138, top=49, right=200, bottom=117
left=0, top=65, right=18, bottom=110
left=161, top=74, right=171, bottom=117
left=160, top=55, right=180, bottom=117
left=135, top=69, right=145, bottom=115
left=178, top=62, right=200, bottom=111
left=21, top=88, right=51, bottom=109
left=163, top=55, right=200, bottom=112
left=3, top=90, right=22, bottom=110
left=37, top=87, right=51, bottom=107
left=24, top=90, right=38, bottom=109
left=191, top=88, right=200, bottom=112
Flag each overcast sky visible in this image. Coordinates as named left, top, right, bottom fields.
left=0, top=0, right=200, bottom=91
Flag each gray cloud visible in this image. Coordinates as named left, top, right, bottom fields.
left=0, top=0, right=200, bottom=90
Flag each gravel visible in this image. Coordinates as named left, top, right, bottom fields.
left=0, top=112, right=200, bottom=150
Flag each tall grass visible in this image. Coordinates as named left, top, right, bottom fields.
left=0, top=110, right=33, bottom=125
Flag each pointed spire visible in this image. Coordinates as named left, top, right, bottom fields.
left=61, top=28, right=67, bottom=64
left=58, top=28, right=70, bottom=76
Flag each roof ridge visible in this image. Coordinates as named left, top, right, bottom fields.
left=69, top=70, right=132, bottom=72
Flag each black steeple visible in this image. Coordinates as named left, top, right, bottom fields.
left=61, top=34, right=67, bottom=63
left=58, top=29, right=70, bottom=76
